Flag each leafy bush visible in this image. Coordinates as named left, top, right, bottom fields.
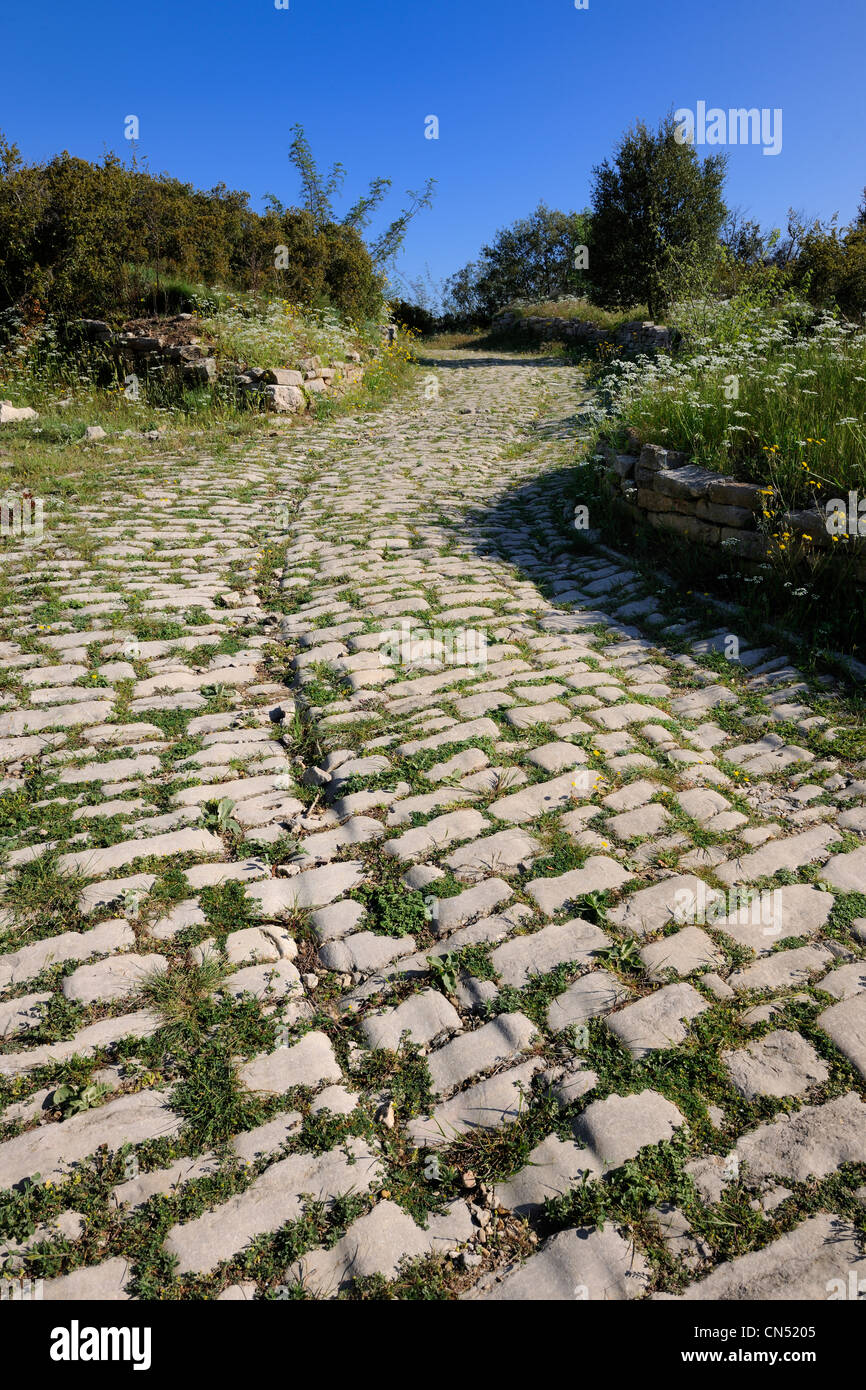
left=0, top=127, right=428, bottom=326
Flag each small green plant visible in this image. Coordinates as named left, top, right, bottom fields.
left=202, top=797, right=242, bottom=837
left=573, top=890, right=608, bottom=925
left=52, top=1080, right=112, bottom=1118
left=598, top=936, right=643, bottom=972
left=427, top=951, right=460, bottom=995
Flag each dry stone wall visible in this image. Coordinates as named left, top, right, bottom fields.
left=598, top=441, right=866, bottom=582
left=494, top=311, right=675, bottom=352
left=75, top=319, right=368, bottom=414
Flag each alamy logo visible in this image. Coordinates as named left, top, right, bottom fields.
left=672, top=884, right=783, bottom=936
left=825, top=493, right=866, bottom=536
left=1, top=494, right=43, bottom=544
left=380, top=620, right=487, bottom=671
left=50, top=1321, right=152, bottom=1371
left=674, top=103, right=782, bottom=156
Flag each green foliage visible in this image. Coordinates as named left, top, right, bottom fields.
left=52, top=1080, right=112, bottom=1118
left=352, top=883, right=430, bottom=938
left=0, top=128, right=387, bottom=325
left=588, top=113, right=728, bottom=318
left=444, top=202, right=593, bottom=321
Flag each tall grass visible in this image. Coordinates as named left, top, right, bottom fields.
left=590, top=305, right=866, bottom=503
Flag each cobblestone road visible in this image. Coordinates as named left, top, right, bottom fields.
left=1, top=349, right=864, bottom=1300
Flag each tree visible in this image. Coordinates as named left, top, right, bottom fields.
left=588, top=113, right=728, bottom=319
left=443, top=203, right=593, bottom=321
left=286, top=123, right=434, bottom=272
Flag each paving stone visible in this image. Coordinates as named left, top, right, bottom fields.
left=817, top=961, right=866, bottom=1000
left=818, top=994, right=866, bottom=1078
left=735, top=1092, right=866, bottom=1180
left=246, top=863, right=363, bottom=914
left=821, top=843, right=866, bottom=893
left=490, top=918, right=609, bottom=988
left=605, top=982, right=709, bottom=1057
left=61, top=952, right=167, bottom=1004
left=221, top=957, right=303, bottom=1003
left=0, top=918, right=135, bottom=988
left=525, top=856, right=632, bottom=916
left=655, top=1213, right=866, bottom=1300
left=361, top=988, right=462, bottom=1050
left=443, top=827, right=540, bottom=879
left=573, top=1089, right=686, bottom=1170
left=164, top=1140, right=381, bottom=1274
left=233, top=1112, right=304, bottom=1163
left=606, top=802, right=670, bottom=841
left=639, top=925, right=723, bottom=980
left=426, top=1012, right=537, bottom=1095
left=0, top=1090, right=181, bottom=1189
left=607, top=874, right=723, bottom=939
left=488, top=771, right=591, bottom=824
left=289, top=1198, right=473, bottom=1296
left=239, top=1031, right=342, bottom=1094
left=42, top=1257, right=132, bottom=1301
left=432, top=878, right=513, bottom=933
left=723, top=1030, right=830, bottom=1099
left=729, top=944, right=833, bottom=993
left=408, top=1058, right=545, bottom=1148
left=495, top=1134, right=595, bottom=1215
left=318, top=931, right=417, bottom=974
left=111, top=1153, right=222, bottom=1210
left=715, top=824, right=839, bottom=886
left=0, top=991, right=51, bottom=1038
left=711, top=884, right=833, bottom=955
left=525, top=741, right=588, bottom=773
left=383, top=809, right=490, bottom=861
left=465, top=1224, right=650, bottom=1301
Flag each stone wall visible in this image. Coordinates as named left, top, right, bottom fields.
left=494, top=311, right=675, bottom=352
left=75, top=320, right=368, bottom=414
left=596, top=441, right=866, bottom=582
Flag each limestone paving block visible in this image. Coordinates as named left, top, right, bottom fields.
left=163, top=1140, right=382, bottom=1275
left=61, top=952, right=167, bottom=1005
left=317, top=932, right=417, bottom=975
left=42, top=1257, right=132, bottom=1301
left=734, top=1092, right=866, bottom=1181
left=426, top=1012, right=538, bottom=1095
left=639, top=925, right=723, bottom=980
left=361, top=988, right=462, bottom=1051
left=246, top=862, right=364, bottom=914
left=729, top=944, right=833, bottom=993
left=495, top=1133, right=596, bottom=1216
left=0, top=1090, right=182, bottom=1189
left=491, top=917, right=610, bottom=989
left=655, top=1214, right=866, bottom=1300
left=443, top=828, right=541, bottom=879
left=526, top=855, right=632, bottom=916
left=607, top=874, right=723, bottom=939
left=723, top=1030, right=830, bottom=1099
left=715, top=824, right=839, bottom=886
left=383, top=809, right=490, bottom=861
left=465, top=1224, right=650, bottom=1301
left=239, top=1031, right=342, bottom=1095
left=432, top=878, right=512, bottom=933
left=408, top=1059, right=545, bottom=1148
left=289, top=1198, right=474, bottom=1296
left=818, top=993, right=866, bottom=1079
left=573, top=1089, right=686, bottom=1172
left=56, top=827, right=225, bottom=878
left=546, top=970, right=630, bottom=1031
left=221, top=957, right=303, bottom=1003
left=605, top=982, right=709, bottom=1057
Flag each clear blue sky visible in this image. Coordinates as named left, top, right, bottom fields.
left=2, top=0, right=864, bottom=301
